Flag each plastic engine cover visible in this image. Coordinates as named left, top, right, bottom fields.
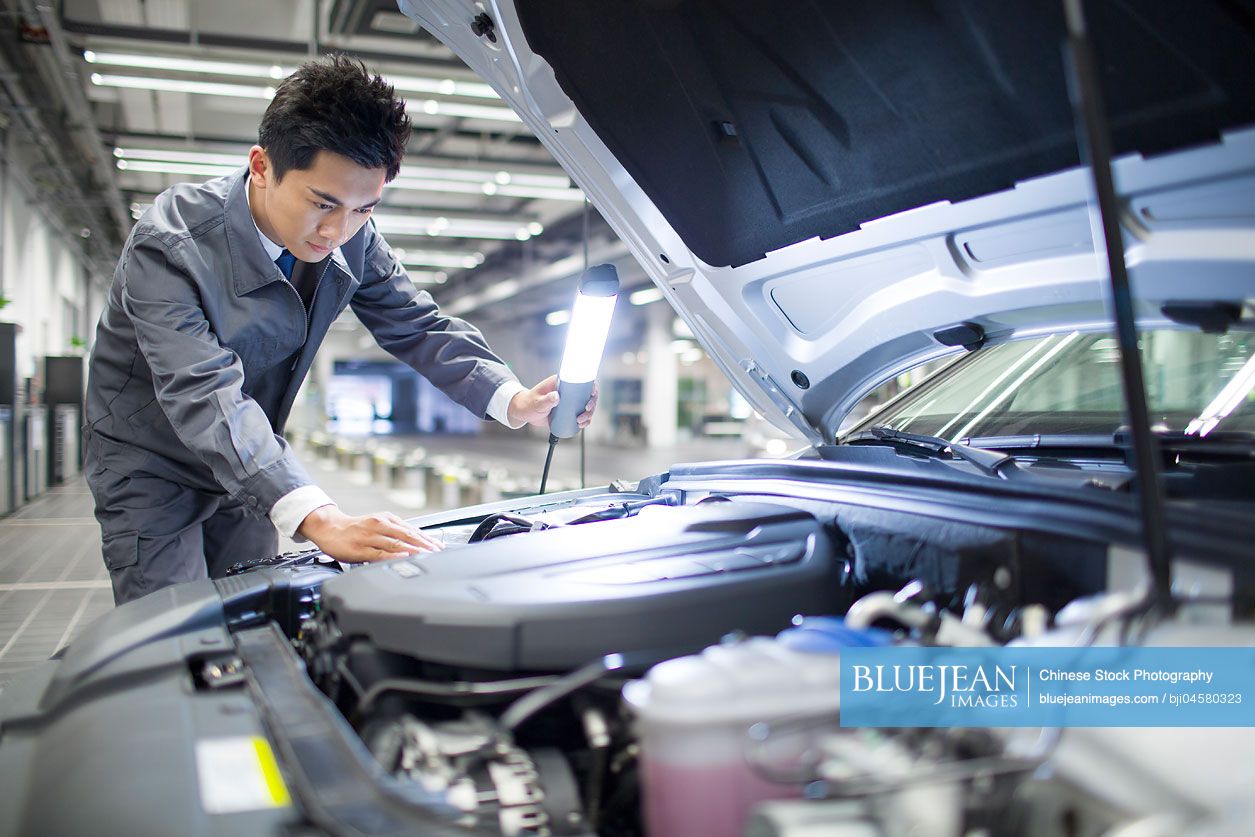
left=320, top=501, right=846, bottom=671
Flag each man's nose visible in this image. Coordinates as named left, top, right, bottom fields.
left=318, top=212, right=350, bottom=243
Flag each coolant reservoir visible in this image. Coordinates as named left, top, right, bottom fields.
left=622, top=618, right=890, bottom=837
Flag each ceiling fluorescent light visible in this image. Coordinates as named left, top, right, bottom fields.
left=546, top=310, right=571, bottom=326
left=388, top=176, right=584, bottom=202
left=477, top=279, right=520, bottom=306
left=112, top=148, right=567, bottom=188
left=85, top=50, right=501, bottom=101
left=112, top=152, right=580, bottom=204
left=115, top=148, right=243, bottom=166
left=388, top=76, right=499, bottom=100
left=629, top=287, right=664, bottom=306
left=399, top=164, right=569, bottom=189
left=92, top=77, right=518, bottom=124
left=116, top=159, right=238, bottom=177
left=85, top=50, right=285, bottom=79
left=389, top=176, right=521, bottom=197
left=493, top=184, right=585, bottom=202
left=407, top=99, right=521, bottom=123
left=373, top=214, right=539, bottom=241
left=91, top=73, right=275, bottom=100
left=396, top=250, right=486, bottom=270
left=448, top=294, right=481, bottom=316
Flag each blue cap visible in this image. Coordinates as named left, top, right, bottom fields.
left=777, top=616, right=894, bottom=654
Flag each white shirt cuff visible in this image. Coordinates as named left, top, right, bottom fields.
left=270, top=485, right=336, bottom=541
left=486, top=380, right=528, bottom=429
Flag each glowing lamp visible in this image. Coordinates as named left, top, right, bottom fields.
left=548, top=264, right=619, bottom=439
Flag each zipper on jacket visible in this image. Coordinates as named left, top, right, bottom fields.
left=287, top=259, right=333, bottom=371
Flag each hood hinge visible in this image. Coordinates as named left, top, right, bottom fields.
left=740, top=359, right=823, bottom=443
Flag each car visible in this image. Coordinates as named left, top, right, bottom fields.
left=3, top=1, right=1254, bottom=835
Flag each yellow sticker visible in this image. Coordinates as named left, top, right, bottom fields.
left=251, top=736, right=292, bottom=807
left=196, top=736, right=292, bottom=814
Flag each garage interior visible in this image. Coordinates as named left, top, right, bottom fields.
left=0, top=0, right=803, bottom=686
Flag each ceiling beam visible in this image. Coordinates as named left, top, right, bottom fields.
left=18, top=0, right=131, bottom=241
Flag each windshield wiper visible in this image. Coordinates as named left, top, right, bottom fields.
left=848, top=426, right=1020, bottom=478
left=962, top=431, right=1255, bottom=461
left=1122, top=430, right=1255, bottom=458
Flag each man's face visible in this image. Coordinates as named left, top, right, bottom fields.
left=248, top=147, right=386, bottom=263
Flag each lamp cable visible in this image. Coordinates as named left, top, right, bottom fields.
left=539, top=433, right=559, bottom=495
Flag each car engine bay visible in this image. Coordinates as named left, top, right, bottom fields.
left=203, top=474, right=1255, bottom=837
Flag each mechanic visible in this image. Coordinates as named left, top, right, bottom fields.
left=83, top=54, right=597, bottom=605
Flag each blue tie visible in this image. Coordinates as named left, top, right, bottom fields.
left=275, top=249, right=296, bottom=279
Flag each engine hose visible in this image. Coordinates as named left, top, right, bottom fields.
left=844, top=592, right=935, bottom=631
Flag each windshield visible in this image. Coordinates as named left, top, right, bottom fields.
left=851, top=330, right=1255, bottom=441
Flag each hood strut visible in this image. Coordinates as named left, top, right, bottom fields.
left=1063, top=0, right=1173, bottom=612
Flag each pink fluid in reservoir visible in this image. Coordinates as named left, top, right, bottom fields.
left=639, top=755, right=802, bottom=837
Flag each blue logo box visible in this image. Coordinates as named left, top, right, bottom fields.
left=839, top=646, right=1255, bottom=727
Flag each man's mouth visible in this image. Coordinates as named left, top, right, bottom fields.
left=307, top=242, right=332, bottom=254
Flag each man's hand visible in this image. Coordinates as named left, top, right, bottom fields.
left=507, top=374, right=599, bottom=429
left=297, top=505, right=442, bottom=563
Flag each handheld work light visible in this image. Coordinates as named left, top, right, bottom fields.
left=550, top=264, right=619, bottom=438
left=539, top=263, right=619, bottom=493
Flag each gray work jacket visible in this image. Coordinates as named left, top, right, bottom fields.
left=85, top=167, right=517, bottom=518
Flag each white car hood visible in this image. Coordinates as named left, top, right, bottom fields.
left=400, top=0, right=1255, bottom=444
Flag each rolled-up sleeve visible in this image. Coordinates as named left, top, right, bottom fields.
left=120, top=235, right=313, bottom=515
left=349, top=224, right=519, bottom=419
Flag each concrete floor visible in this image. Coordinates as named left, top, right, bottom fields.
left=0, top=434, right=747, bottom=690
left=0, top=480, right=114, bottom=690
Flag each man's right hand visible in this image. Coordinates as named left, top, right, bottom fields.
left=298, top=505, right=443, bottom=563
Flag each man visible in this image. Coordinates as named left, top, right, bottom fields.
left=84, top=55, right=596, bottom=604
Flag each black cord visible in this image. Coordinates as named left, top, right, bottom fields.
left=539, top=433, right=558, bottom=494
left=468, top=513, right=548, bottom=543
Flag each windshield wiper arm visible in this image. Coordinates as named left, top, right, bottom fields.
left=854, top=426, right=1018, bottom=478
left=962, top=431, right=1255, bottom=460
left=963, top=433, right=1110, bottom=451
left=1120, top=429, right=1255, bottom=459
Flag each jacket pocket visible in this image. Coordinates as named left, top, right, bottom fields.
left=125, top=397, right=164, bottom=430
left=232, top=337, right=284, bottom=372
left=102, top=530, right=139, bottom=571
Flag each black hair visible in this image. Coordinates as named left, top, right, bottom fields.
left=258, top=53, right=411, bottom=182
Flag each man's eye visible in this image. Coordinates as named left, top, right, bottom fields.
left=355, top=207, right=374, bottom=215
left=315, top=202, right=334, bottom=210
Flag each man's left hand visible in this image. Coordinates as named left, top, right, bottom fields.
left=508, top=374, right=599, bottom=429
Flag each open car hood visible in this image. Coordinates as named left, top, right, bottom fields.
left=399, top=0, right=1255, bottom=444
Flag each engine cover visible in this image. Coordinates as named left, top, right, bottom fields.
left=320, top=501, right=846, bottom=671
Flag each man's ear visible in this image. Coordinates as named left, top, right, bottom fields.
left=248, top=146, right=272, bottom=188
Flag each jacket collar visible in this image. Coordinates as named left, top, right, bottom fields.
left=226, top=168, right=283, bottom=296
left=329, top=244, right=351, bottom=278
left=244, top=176, right=285, bottom=262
